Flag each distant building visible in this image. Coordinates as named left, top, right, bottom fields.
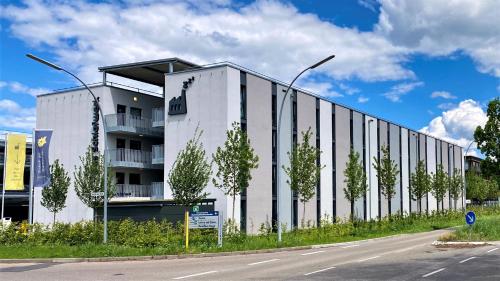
left=0, top=133, right=32, bottom=222
left=464, top=155, right=482, bottom=173
left=33, top=58, right=465, bottom=232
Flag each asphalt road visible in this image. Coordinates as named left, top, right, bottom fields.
left=1, top=229, right=499, bottom=281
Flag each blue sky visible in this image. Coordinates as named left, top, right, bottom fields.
left=0, top=0, right=498, bottom=154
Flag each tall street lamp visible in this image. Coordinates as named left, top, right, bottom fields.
left=463, top=140, right=475, bottom=209
left=276, top=55, right=335, bottom=243
left=367, top=119, right=374, bottom=220
left=26, top=54, right=110, bottom=243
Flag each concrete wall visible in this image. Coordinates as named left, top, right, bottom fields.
left=426, top=136, right=437, bottom=212
left=245, top=73, right=272, bottom=233
left=419, top=134, right=427, bottom=212
left=296, top=92, right=317, bottom=227
left=319, top=100, right=333, bottom=221
left=389, top=124, right=401, bottom=215
left=335, top=105, right=350, bottom=221
left=409, top=131, right=418, bottom=213
left=365, top=116, right=378, bottom=220
left=164, top=66, right=240, bottom=225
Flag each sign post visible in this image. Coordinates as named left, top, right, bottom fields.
left=185, top=210, right=189, bottom=250
left=465, top=211, right=476, bottom=241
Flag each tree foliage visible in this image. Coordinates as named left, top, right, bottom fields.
left=74, top=146, right=115, bottom=221
left=168, top=128, right=212, bottom=208
left=431, top=164, right=449, bottom=212
left=373, top=145, right=399, bottom=216
left=448, top=168, right=464, bottom=209
left=343, top=148, right=368, bottom=222
left=41, top=159, right=70, bottom=224
left=213, top=122, right=259, bottom=223
left=474, top=97, right=500, bottom=187
left=283, top=128, right=323, bottom=227
left=466, top=171, right=499, bottom=204
left=409, top=161, right=431, bottom=214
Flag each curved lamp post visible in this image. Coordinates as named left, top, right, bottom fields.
left=26, top=54, right=110, bottom=243
left=463, top=140, right=475, bottom=209
left=276, top=55, right=335, bottom=243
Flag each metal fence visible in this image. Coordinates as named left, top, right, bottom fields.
left=115, top=183, right=164, bottom=199
left=152, top=144, right=164, bottom=164
left=152, top=107, right=165, bottom=127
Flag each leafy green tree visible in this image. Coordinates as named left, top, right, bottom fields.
left=431, top=164, right=449, bottom=212
left=283, top=128, right=323, bottom=227
left=41, top=159, right=70, bottom=224
left=474, top=98, right=500, bottom=188
left=343, top=148, right=368, bottom=222
left=213, top=122, right=259, bottom=225
left=449, top=168, right=464, bottom=210
left=168, top=128, right=212, bottom=210
left=409, top=161, right=431, bottom=214
left=373, top=145, right=399, bottom=217
left=74, top=147, right=116, bottom=222
left=467, top=171, right=499, bottom=205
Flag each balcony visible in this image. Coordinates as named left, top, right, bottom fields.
left=113, top=182, right=164, bottom=200
left=152, top=144, right=164, bottom=165
left=107, top=148, right=161, bottom=170
left=105, top=114, right=163, bottom=138
left=152, top=107, right=165, bottom=128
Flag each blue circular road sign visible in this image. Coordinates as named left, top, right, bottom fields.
left=465, top=211, right=476, bottom=225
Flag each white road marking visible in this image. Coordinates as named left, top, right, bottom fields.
left=304, top=266, right=336, bottom=276
left=422, top=268, right=446, bottom=278
left=487, top=248, right=498, bottom=253
left=357, top=255, right=380, bottom=262
left=301, top=250, right=325, bottom=256
left=459, top=256, right=476, bottom=263
left=172, top=270, right=218, bottom=280
left=247, top=259, right=280, bottom=266
left=342, top=244, right=360, bottom=249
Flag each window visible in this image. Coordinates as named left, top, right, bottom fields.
left=117, top=104, right=126, bottom=114
left=117, top=104, right=126, bottom=126
left=129, top=173, right=141, bottom=185
left=116, top=138, right=126, bottom=149
left=130, top=107, right=142, bottom=118
left=115, top=172, right=125, bottom=185
left=130, top=140, right=141, bottom=150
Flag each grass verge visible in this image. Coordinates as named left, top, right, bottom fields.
left=440, top=215, right=500, bottom=242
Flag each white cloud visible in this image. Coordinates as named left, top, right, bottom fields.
left=358, top=0, right=378, bottom=12
left=357, top=96, right=369, bottom=103
left=298, top=80, right=343, bottom=98
left=0, top=81, right=50, bottom=97
left=376, top=0, right=500, bottom=77
left=0, top=99, right=36, bottom=131
left=437, top=102, right=455, bottom=110
left=382, top=81, right=423, bottom=102
left=1, top=0, right=414, bottom=87
left=431, top=91, right=456, bottom=99
left=420, top=99, right=487, bottom=153
left=338, top=83, right=360, bottom=95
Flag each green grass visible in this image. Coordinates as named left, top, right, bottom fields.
left=441, top=215, right=500, bottom=242
left=1, top=207, right=499, bottom=259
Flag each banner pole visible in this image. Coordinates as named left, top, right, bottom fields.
left=1, top=133, right=8, bottom=224
left=28, top=130, right=35, bottom=225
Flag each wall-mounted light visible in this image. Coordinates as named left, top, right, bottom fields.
left=133, top=96, right=138, bottom=102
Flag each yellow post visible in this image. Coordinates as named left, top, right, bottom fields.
left=185, top=210, right=189, bottom=250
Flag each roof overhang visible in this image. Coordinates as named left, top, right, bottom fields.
left=99, top=58, right=200, bottom=86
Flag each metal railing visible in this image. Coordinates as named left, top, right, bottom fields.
left=151, top=182, right=164, bottom=199
left=152, top=144, right=164, bottom=164
left=108, top=148, right=151, bottom=165
left=152, top=107, right=165, bottom=127
left=105, top=114, right=163, bottom=136
left=115, top=183, right=164, bottom=199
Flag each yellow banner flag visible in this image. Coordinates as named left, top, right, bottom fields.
left=4, top=134, right=27, bottom=191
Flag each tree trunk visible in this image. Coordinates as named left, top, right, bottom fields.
left=53, top=212, right=56, bottom=225
left=350, top=200, right=355, bottom=223
left=232, top=193, right=236, bottom=225
left=454, top=199, right=457, bottom=210
left=302, top=201, right=306, bottom=228
left=388, top=198, right=392, bottom=220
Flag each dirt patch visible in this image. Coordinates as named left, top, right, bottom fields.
left=434, top=243, right=490, bottom=249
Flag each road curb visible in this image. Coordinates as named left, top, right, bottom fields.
left=432, top=240, right=500, bottom=246
left=0, top=229, right=452, bottom=264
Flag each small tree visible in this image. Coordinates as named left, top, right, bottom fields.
left=74, top=146, right=115, bottom=222
left=283, top=128, right=323, bottom=228
left=409, top=160, right=431, bottom=214
left=343, top=148, right=368, bottom=222
left=41, top=159, right=70, bottom=224
left=431, top=164, right=449, bottom=212
left=449, top=168, right=464, bottom=210
left=168, top=128, right=211, bottom=218
left=467, top=171, right=499, bottom=205
left=373, top=145, right=399, bottom=217
left=213, top=122, right=259, bottom=226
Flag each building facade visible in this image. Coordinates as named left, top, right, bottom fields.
left=34, top=58, right=465, bottom=232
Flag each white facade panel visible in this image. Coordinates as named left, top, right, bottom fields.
left=365, top=116, right=378, bottom=220
left=426, top=137, right=437, bottom=212
left=319, top=100, right=333, bottom=220
left=401, top=128, right=410, bottom=214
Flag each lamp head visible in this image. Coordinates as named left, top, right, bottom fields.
left=26, top=54, right=62, bottom=71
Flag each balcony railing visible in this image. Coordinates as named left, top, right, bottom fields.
left=105, top=113, right=163, bottom=137
left=152, top=107, right=165, bottom=127
left=152, top=144, right=164, bottom=165
left=114, top=183, right=163, bottom=200
left=107, top=148, right=161, bottom=169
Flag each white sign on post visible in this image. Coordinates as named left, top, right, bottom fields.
left=91, top=192, right=104, bottom=197
left=189, top=211, right=223, bottom=247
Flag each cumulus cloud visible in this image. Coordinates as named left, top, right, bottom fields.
left=0, top=81, right=50, bottom=97
left=376, top=0, right=500, bottom=77
left=298, top=80, right=343, bottom=98
left=1, top=0, right=413, bottom=87
left=437, top=102, right=456, bottom=110
left=420, top=99, right=487, bottom=154
left=431, top=91, right=456, bottom=99
left=0, top=99, right=36, bottom=131
left=338, top=83, right=360, bottom=95
left=357, top=96, right=369, bottom=103
left=382, top=81, right=423, bottom=102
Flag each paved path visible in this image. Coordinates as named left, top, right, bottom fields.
left=1, top=230, right=499, bottom=280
